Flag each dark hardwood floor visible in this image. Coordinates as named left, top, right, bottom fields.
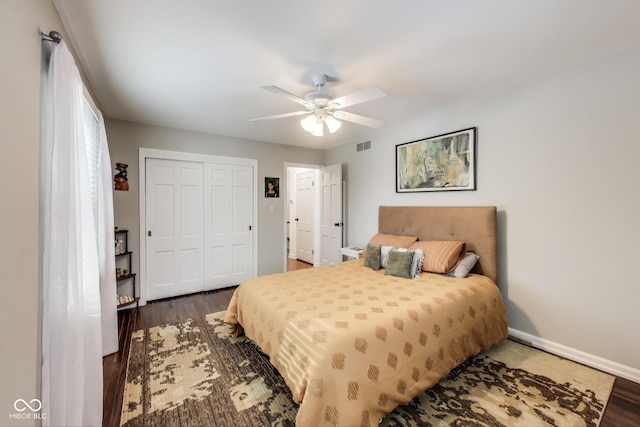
left=103, top=259, right=640, bottom=427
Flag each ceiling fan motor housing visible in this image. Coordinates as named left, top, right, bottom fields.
left=304, top=91, right=334, bottom=107
left=311, top=74, right=328, bottom=87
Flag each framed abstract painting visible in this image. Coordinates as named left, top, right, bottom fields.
left=396, top=127, right=476, bottom=193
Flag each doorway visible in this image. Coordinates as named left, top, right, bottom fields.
left=285, top=164, right=318, bottom=270
left=294, top=169, right=315, bottom=264
left=283, top=162, right=343, bottom=272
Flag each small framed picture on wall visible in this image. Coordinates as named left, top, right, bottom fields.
left=265, top=177, right=279, bottom=198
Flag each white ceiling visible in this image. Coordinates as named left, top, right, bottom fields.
left=52, top=0, right=640, bottom=149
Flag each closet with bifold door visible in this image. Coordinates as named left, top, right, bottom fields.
left=144, top=152, right=256, bottom=301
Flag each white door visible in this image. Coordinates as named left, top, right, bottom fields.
left=146, top=158, right=204, bottom=300
left=295, top=170, right=315, bottom=264
left=204, top=163, right=254, bottom=290
left=319, top=163, right=343, bottom=266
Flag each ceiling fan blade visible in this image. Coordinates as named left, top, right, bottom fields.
left=250, top=110, right=310, bottom=122
left=261, top=86, right=312, bottom=107
left=331, top=85, right=386, bottom=109
left=332, top=111, right=383, bottom=128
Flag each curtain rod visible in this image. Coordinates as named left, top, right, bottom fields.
left=41, top=30, right=62, bottom=43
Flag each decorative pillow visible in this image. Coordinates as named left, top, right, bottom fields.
left=384, top=250, right=415, bottom=279
left=409, top=248, right=425, bottom=278
left=381, top=246, right=424, bottom=278
left=409, top=241, right=466, bottom=273
left=364, top=233, right=418, bottom=255
left=380, top=245, right=395, bottom=268
left=447, top=252, right=480, bottom=278
left=363, top=243, right=381, bottom=271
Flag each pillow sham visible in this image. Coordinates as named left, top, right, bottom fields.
left=446, top=251, right=480, bottom=278
left=409, top=241, right=466, bottom=273
left=364, top=233, right=418, bottom=255
left=384, top=250, right=415, bottom=279
left=363, top=243, right=382, bottom=271
left=381, top=246, right=424, bottom=278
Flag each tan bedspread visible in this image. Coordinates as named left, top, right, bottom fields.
left=224, top=259, right=508, bottom=427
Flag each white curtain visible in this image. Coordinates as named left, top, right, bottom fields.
left=97, top=109, right=118, bottom=356
left=42, top=40, right=113, bottom=427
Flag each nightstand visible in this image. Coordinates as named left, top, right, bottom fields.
left=340, top=246, right=363, bottom=261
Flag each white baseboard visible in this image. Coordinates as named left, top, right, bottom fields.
left=508, top=327, right=640, bottom=384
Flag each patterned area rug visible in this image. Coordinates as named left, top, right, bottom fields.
left=121, top=311, right=614, bottom=427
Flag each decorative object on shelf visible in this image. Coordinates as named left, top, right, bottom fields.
left=265, top=177, right=279, bottom=198
left=117, top=294, right=135, bottom=306
left=396, top=127, right=476, bottom=193
left=115, top=235, right=125, bottom=255
left=114, top=162, right=129, bottom=191
left=115, top=229, right=138, bottom=309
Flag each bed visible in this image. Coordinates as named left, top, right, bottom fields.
left=224, top=206, right=508, bottom=426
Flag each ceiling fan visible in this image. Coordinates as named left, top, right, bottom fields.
left=250, top=74, right=386, bottom=137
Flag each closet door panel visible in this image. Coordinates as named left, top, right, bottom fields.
left=146, top=158, right=203, bottom=300
left=204, top=163, right=254, bottom=290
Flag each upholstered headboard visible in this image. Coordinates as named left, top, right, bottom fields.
left=378, top=206, right=498, bottom=284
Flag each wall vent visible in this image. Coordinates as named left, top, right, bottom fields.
left=356, top=140, right=372, bottom=152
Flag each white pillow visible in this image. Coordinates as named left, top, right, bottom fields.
left=380, top=245, right=394, bottom=268
left=381, top=246, right=424, bottom=278
left=446, top=252, right=480, bottom=278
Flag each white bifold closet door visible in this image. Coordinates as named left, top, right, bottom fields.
left=146, top=158, right=254, bottom=301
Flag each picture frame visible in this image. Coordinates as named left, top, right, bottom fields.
left=396, top=127, right=476, bottom=193
left=265, top=177, right=279, bottom=198
left=114, top=162, right=129, bottom=191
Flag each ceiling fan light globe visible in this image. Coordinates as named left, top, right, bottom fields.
left=311, top=120, right=324, bottom=137
left=300, top=115, right=316, bottom=132
left=325, top=115, right=342, bottom=133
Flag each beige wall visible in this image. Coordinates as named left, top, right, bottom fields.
left=105, top=119, right=326, bottom=294
left=0, top=1, right=65, bottom=425
left=326, top=48, right=640, bottom=380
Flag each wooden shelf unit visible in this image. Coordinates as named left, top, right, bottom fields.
left=115, top=229, right=139, bottom=309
